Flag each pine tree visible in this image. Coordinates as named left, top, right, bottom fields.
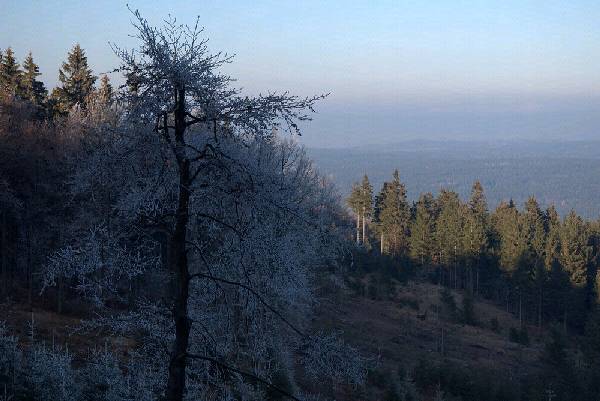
left=463, top=181, right=489, bottom=293
left=523, top=196, right=546, bottom=257
left=560, top=210, right=588, bottom=287
left=468, top=180, right=488, bottom=221
left=96, top=74, right=113, bottom=103
left=410, top=192, right=435, bottom=265
left=347, top=183, right=363, bottom=245
left=374, top=182, right=389, bottom=253
left=359, top=175, right=373, bottom=247
left=379, top=170, right=410, bottom=256
left=544, top=204, right=561, bottom=270
left=53, top=44, right=96, bottom=114
left=0, top=48, right=22, bottom=95
left=522, top=197, right=547, bottom=326
left=21, top=52, right=47, bottom=106
left=559, top=211, right=589, bottom=329
left=492, top=200, right=526, bottom=276
left=435, top=190, right=464, bottom=287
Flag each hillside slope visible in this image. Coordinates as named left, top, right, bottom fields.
left=309, top=279, right=550, bottom=400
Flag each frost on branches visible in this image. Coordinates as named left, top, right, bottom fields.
left=37, top=8, right=365, bottom=401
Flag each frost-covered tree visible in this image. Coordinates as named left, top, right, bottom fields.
left=43, top=9, right=364, bottom=401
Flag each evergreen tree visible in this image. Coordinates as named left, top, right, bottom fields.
left=20, top=52, right=47, bottom=106
left=410, top=192, right=435, bottom=266
left=468, top=180, right=488, bottom=221
left=463, top=181, right=489, bottom=293
left=379, top=170, right=410, bottom=256
left=359, top=175, right=374, bottom=247
left=53, top=44, right=96, bottom=114
left=0, top=48, right=22, bottom=95
left=435, top=190, right=464, bottom=287
left=492, top=201, right=526, bottom=275
left=523, top=196, right=546, bottom=257
left=560, top=210, right=589, bottom=287
left=558, top=211, right=589, bottom=329
left=522, top=197, right=547, bottom=326
left=544, top=205, right=561, bottom=270
left=374, top=182, right=390, bottom=252
left=347, top=183, right=363, bottom=245
left=96, top=74, right=113, bottom=103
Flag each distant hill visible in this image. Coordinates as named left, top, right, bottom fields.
left=308, top=140, right=600, bottom=218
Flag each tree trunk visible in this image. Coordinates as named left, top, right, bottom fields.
left=1, top=210, right=7, bottom=300
left=519, top=292, right=522, bottom=328
left=355, top=215, right=359, bottom=245
left=538, top=292, right=542, bottom=328
left=165, top=86, right=193, bottom=401
left=380, top=232, right=384, bottom=254
left=362, top=207, right=366, bottom=246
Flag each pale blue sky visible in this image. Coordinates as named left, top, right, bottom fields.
left=2, top=1, right=600, bottom=147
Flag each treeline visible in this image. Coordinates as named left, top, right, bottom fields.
left=0, top=45, right=114, bottom=119
left=348, top=171, right=600, bottom=400
left=348, top=172, right=600, bottom=332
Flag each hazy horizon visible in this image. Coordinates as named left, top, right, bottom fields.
left=2, top=0, right=599, bottom=147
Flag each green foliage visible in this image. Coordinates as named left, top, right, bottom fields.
left=410, top=192, right=435, bottom=266
left=0, top=48, right=22, bottom=95
left=20, top=52, right=47, bottom=107
left=379, top=170, right=411, bottom=256
left=435, top=190, right=464, bottom=269
left=52, top=44, right=96, bottom=114
left=560, top=210, right=589, bottom=288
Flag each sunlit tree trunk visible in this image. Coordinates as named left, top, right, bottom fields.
left=356, top=213, right=360, bottom=245
left=362, top=206, right=366, bottom=246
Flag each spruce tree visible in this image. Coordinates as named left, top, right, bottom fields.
left=379, top=170, right=410, bottom=256
left=347, top=183, right=363, bottom=245
left=523, top=197, right=547, bottom=326
left=468, top=180, right=488, bottom=221
left=523, top=196, right=546, bottom=257
left=21, top=52, right=47, bottom=106
left=435, top=190, right=464, bottom=287
left=410, top=192, right=435, bottom=265
left=374, top=182, right=389, bottom=253
left=53, top=44, right=96, bottom=114
left=96, top=74, right=113, bottom=103
left=464, top=181, right=489, bottom=293
left=560, top=210, right=588, bottom=287
left=492, top=201, right=526, bottom=275
left=544, top=204, right=561, bottom=270
left=559, top=211, right=589, bottom=329
left=0, top=47, right=22, bottom=95
left=359, top=175, right=373, bottom=247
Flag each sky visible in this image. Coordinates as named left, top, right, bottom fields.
left=1, top=0, right=600, bottom=147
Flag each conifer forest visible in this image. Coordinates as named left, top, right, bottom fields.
left=2, top=4, right=600, bottom=401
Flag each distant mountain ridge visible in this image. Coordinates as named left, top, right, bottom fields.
left=308, top=140, right=600, bottom=218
